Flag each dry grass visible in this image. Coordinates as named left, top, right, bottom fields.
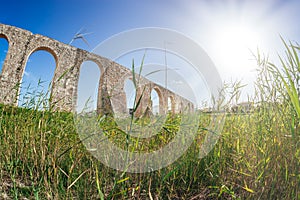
left=0, top=39, right=299, bottom=199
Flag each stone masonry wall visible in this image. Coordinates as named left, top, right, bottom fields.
left=0, top=24, right=194, bottom=115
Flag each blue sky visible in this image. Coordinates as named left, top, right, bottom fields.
left=1, top=0, right=180, bottom=49
left=1, top=0, right=300, bottom=109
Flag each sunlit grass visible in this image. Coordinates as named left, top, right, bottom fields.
left=0, top=39, right=299, bottom=199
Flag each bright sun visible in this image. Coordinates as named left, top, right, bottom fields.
left=186, top=0, right=295, bottom=101
left=212, top=22, right=262, bottom=76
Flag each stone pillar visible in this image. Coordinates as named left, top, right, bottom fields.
left=50, top=45, right=79, bottom=112
left=0, top=24, right=32, bottom=106
left=134, top=83, right=151, bottom=117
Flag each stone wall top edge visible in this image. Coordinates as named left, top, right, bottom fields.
left=0, top=23, right=194, bottom=106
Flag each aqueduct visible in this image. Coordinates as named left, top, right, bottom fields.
left=0, top=24, right=194, bottom=116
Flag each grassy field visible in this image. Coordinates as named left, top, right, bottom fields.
left=0, top=41, right=299, bottom=199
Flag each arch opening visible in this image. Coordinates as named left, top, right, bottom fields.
left=18, top=49, right=56, bottom=110
left=151, top=88, right=161, bottom=115
left=76, top=60, right=101, bottom=113
left=124, top=78, right=136, bottom=115
left=0, top=35, right=9, bottom=75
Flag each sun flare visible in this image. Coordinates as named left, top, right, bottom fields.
left=212, top=23, right=261, bottom=74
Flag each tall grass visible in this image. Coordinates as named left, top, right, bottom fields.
left=0, top=39, right=299, bottom=199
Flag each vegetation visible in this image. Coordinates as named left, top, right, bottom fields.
left=0, top=40, right=299, bottom=199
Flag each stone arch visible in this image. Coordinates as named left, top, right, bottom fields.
left=151, top=87, right=163, bottom=115
left=124, top=78, right=136, bottom=114
left=22, top=46, right=58, bottom=84
left=76, top=60, right=101, bottom=113
left=84, top=58, right=104, bottom=75
left=18, top=47, right=57, bottom=108
left=28, top=46, right=58, bottom=65
left=167, top=95, right=175, bottom=113
left=0, top=24, right=197, bottom=113
left=0, top=33, right=10, bottom=42
left=79, top=58, right=104, bottom=113
left=0, top=34, right=9, bottom=75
